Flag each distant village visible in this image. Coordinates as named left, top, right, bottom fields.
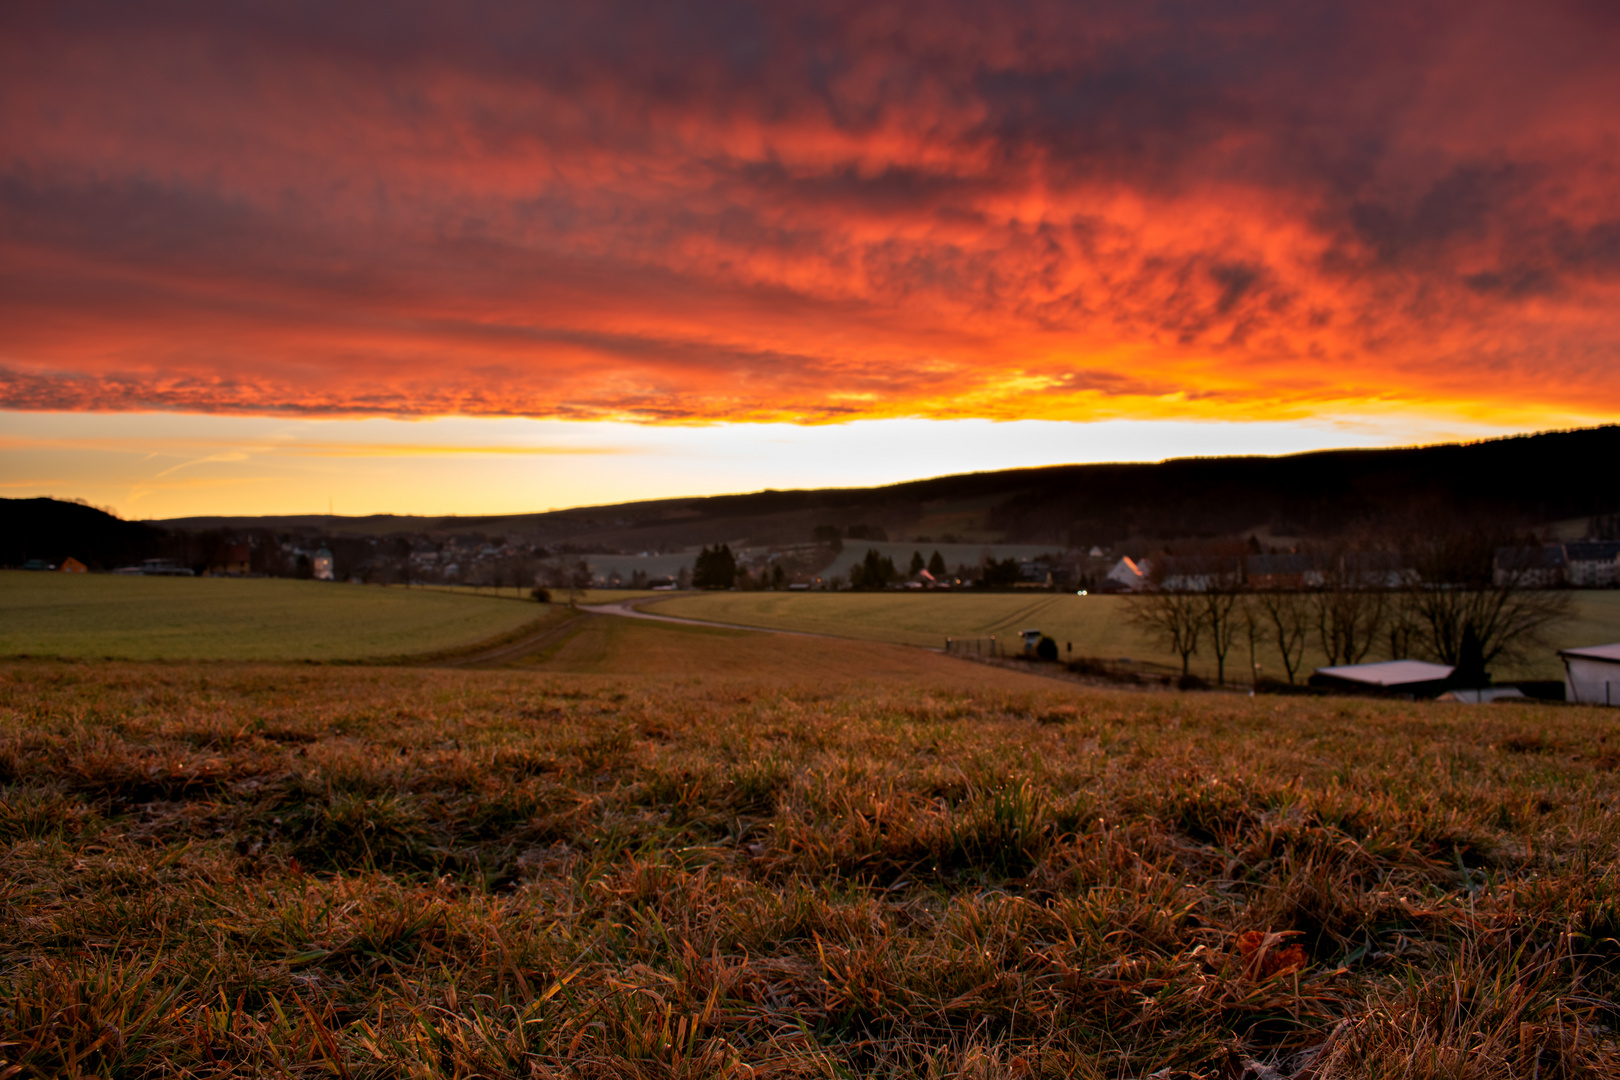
left=10, top=499, right=1619, bottom=707
left=25, top=524, right=1617, bottom=596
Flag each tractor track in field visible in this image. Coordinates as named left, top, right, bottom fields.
left=442, top=598, right=1167, bottom=695
left=436, top=612, right=591, bottom=668
left=583, top=597, right=1195, bottom=693
left=437, top=598, right=840, bottom=669
left=577, top=598, right=838, bottom=639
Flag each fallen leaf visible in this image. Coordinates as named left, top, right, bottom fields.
left=1236, top=930, right=1307, bottom=978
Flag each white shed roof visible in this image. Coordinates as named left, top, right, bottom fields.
left=1560, top=642, right=1620, bottom=664
left=1315, top=659, right=1455, bottom=686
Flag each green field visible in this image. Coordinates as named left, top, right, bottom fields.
left=0, top=572, right=548, bottom=661
left=4, top=617, right=1619, bottom=1076
left=650, top=589, right=1620, bottom=681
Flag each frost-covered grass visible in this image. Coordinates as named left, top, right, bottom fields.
left=3, top=635, right=1619, bottom=1077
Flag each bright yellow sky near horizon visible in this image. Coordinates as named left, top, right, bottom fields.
left=0, top=409, right=1573, bottom=520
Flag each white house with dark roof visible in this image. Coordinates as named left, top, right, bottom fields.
left=1564, top=542, right=1620, bottom=588
left=1105, top=556, right=1146, bottom=591
left=1560, top=643, right=1620, bottom=706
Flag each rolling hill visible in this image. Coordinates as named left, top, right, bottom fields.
left=148, top=425, right=1620, bottom=550
left=7, top=426, right=1617, bottom=562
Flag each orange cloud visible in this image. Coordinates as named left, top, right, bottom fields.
left=1, top=1, right=1618, bottom=427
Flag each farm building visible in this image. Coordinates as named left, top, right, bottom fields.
left=1560, top=643, right=1620, bottom=706
left=1564, top=542, right=1620, bottom=587
left=1150, top=555, right=1226, bottom=592
left=58, top=556, right=87, bottom=573
left=1493, top=545, right=1570, bottom=588
left=1309, top=659, right=1456, bottom=699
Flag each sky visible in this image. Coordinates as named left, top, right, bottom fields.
left=3, top=1, right=1618, bottom=519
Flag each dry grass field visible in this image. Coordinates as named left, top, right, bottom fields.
left=4, top=615, right=1620, bottom=1077
left=650, top=590, right=1620, bottom=682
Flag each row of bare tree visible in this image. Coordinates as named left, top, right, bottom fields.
left=1125, top=530, right=1573, bottom=684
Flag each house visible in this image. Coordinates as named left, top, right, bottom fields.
left=1138, top=553, right=1252, bottom=592
left=1309, top=659, right=1456, bottom=698
left=1245, top=553, right=1321, bottom=590
left=313, top=547, right=335, bottom=581
left=1151, top=555, right=1234, bottom=592
left=58, top=556, right=87, bottom=573
left=1494, top=545, right=1569, bottom=588
left=1337, top=551, right=1415, bottom=589
left=1105, top=557, right=1146, bottom=591
left=1019, top=560, right=1050, bottom=583
left=1559, top=642, right=1620, bottom=706
left=209, top=543, right=252, bottom=576
left=1564, top=542, right=1620, bottom=588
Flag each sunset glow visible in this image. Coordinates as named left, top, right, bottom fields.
left=3, top=1, right=1617, bottom=515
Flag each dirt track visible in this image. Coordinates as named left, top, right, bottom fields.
left=436, top=612, right=588, bottom=667
left=576, top=597, right=834, bottom=638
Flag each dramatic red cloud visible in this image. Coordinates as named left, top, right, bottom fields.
left=2, top=0, right=1618, bottom=425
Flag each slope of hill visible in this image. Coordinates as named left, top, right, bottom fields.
left=147, top=425, right=1620, bottom=550
left=0, top=497, right=166, bottom=570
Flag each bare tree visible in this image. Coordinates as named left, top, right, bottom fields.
left=1396, top=525, right=1572, bottom=668
left=1202, top=588, right=1242, bottom=684
left=1306, top=541, right=1390, bottom=666
left=1125, top=589, right=1203, bottom=677
left=1385, top=590, right=1421, bottom=660
left=567, top=558, right=593, bottom=607
left=1309, top=588, right=1388, bottom=666
left=1246, top=590, right=1311, bottom=684
left=1191, top=555, right=1244, bottom=684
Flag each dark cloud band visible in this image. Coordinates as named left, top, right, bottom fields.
left=2, top=0, right=1617, bottom=421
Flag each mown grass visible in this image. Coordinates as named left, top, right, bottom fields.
left=0, top=573, right=548, bottom=661
left=650, top=589, right=1620, bottom=682
left=3, top=622, right=1619, bottom=1077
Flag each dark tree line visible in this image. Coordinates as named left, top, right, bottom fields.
left=848, top=549, right=898, bottom=590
